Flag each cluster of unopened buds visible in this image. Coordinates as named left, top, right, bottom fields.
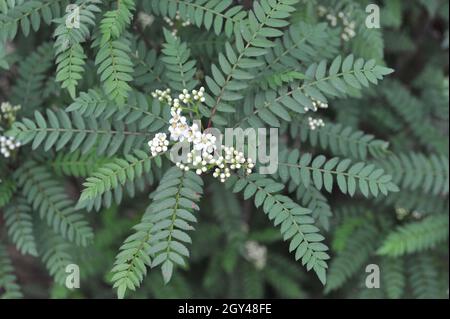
left=178, top=145, right=255, bottom=183
left=0, top=102, right=21, bottom=125
left=149, top=133, right=169, bottom=157
left=303, top=97, right=329, bottom=113
left=395, top=207, right=423, bottom=221
left=338, top=11, right=357, bottom=41
left=395, top=207, right=408, bottom=220
left=178, top=87, right=205, bottom=104
left=0, top=102, right=21, bottom=158
left=244, top=241, right=267, bottom=270
left=308, top=117, right=325, bottom=130
left=148, top=87, right=255, bottom=182
left=163, top=11, right=191, bottom=36
left=0, top=135, right=21, bottom=158
left=151, top=88, right=173, bottom=104
left=317, top=6, right=356, bottom=42
left=225, top=147, right=253, bottom=173
left=212, top=147, right=254, bottom=182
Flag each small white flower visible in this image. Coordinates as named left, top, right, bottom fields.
left=169, top=121, right=190, bottom=142
left=185, top=123, right=200, bottom=143
left=193, top=132, right=216, bottom=154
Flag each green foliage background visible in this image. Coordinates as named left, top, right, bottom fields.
left=0, top=0, right=448, bottom=299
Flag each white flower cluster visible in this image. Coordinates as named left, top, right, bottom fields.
left=176, top=131, right=218, bottom=174
left=177, top=135, right=255, bottom=183
left=303, top=95, right=327, bottom=130
left=179, top=145, right=255, bottom=183
left=212, top=147, right=254, bottom=182
left=163, top=11, right=191, bottom=36
left=338, top=12, right=357, bottom=41
left=193, top=132, right=216, bottom=153
left=0, top=102, right=21, bottom=125
left=395, top=207, right=423, bottom=221
left=313, top=99, right=328, bottom=111
left=303, top=97, right=329, bottom=113
left=148, top=87, right=255, bottom=182
left=318, top=6, right=357, bottom=42
left=244, top=241, right=267, bottom=270
left=0, top=135, right=21, bottom=158
left=411, top=211, right=423, bottom=220
left=0, top=102, right=21, bottom=158
left=170, top=109, right=195, bottom=144
left=137, top=12, right=155, bottom=29
left=148, top=133, right=169, bottom=157
left=151, top=88, right=172, bottom=104
left=395, top=207, right=408, bottom=220
left=174, top=87, right=205, bottom=106
left=308, top=117, right=325, bottom=130
left=167, top=88, right=206, bottom=144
